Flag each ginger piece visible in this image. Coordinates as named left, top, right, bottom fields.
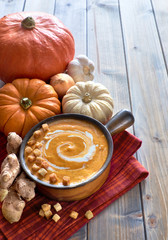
left=6, top=132, right=22, bottom=154
left=0, top=189, right=8, bottom=202
left=0, top=154, right=20, bottom=189
left=2, top=189, right=25, bottom=224
left=13, top=172, right=36, bottom=201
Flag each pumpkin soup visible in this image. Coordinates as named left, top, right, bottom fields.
left=24, top=119, right=108, bottom=186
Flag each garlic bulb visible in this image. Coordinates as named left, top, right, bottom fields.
left=67, top=55, right=94, bottom=82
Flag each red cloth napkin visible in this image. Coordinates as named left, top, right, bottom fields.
left=0, top=130, right=148, bottom=240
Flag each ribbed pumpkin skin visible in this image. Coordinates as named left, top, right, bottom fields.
left=0, top=12, right=75, bottom=83
left=0, top=78, right=61, bottom=137
left=62, top=81, right=114, bottom=124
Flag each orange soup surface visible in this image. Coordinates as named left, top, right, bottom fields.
left=25, top=119, right=108, bottom=186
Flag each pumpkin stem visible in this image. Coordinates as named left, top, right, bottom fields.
left=82, top=92, right=92, bottom=103
left=20, top=97, right=32, bottom=110
left=21, top=16, right=35, bottom=30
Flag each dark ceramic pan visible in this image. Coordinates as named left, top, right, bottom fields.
left=20, top=109, right=134, bottom=201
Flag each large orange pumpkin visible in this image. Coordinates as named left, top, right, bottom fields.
left=0, top=12, right=75, bottom=83
left=0, top=78, right=61, bottom=137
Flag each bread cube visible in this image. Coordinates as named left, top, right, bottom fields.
left=41, top=203, right=51, bottom=212
left=33, top=130, right=42, bottom=139
left=49, top=173, right=58, bottom=184
left=69, top=211, right=79, bottom=219
left=41, top=160, right=49, bottom=170
left=54, top=203, right=62, bottom=212
left=38, top=168, right=47, bottom=177
left=32, top=163, right=40, bottom=171
left=27, top=155, right=36, bottom=163
left=44, top=210, right=52, bottom=219
left=42, top=123, right=49, bottom=132
left=62, top=176, right=70, bottom=186
left=25, top=146, right=32, bottom=155
left=52, top=214, right=60, bottom=222
left=39, top=209, right=45, bottom=217
left=85, top=210, right=94, bottom=220
left=33, top=149, right=41, bottom=157
left=35, top=142, right=43, bottom=149
left=27, top=139, right=36, bottom=146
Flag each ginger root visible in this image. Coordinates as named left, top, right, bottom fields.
left=6, top=132, right=22, bottom=154
left=0, top=188, right=8, bottom=202
left=2, top=189, right=25, bottom=224
left=0, top=154, right=20, bottom=189
left=13, top=172, right=36, bottom=201
left=0, top=132, right=37, bottom=224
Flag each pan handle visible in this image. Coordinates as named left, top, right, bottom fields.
left=105, top=109, right=134, bottom=135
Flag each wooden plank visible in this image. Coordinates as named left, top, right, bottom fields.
left=0, top=0, right=25, bottom=17
left=151, top=0, right=168, bottom=66
left=87, top=0, right=132, bottom=113
left=55, top=0, right=87, bottom=56
left=87, top=0, right=145, bottom=239
left=24, top=0, right=55, bottom=13
left=55, top=1, right=87, bottom=239
left=119, top=0, right=168, bottom=239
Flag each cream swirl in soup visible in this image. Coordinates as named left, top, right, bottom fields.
left=25, top=119, right=108, bottom=186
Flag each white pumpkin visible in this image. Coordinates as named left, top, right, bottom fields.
left=67, top=55, right=94, bottom=82
left=62, top=81, right=114, bottom=124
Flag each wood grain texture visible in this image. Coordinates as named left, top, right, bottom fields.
left=119, top=0, right=168, bottom=239
left=87, top=0, right=145, bottom=239
left=55, top=0, right=87, bottom=56
left=24, top=0, right=55, bottom=13
left=87, top=0, right=131, bottom=113
left=0, top=0, right=25, bottom=17
left=151, top=0, right=168, bottom=66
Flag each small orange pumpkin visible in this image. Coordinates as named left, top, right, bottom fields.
left=0, top=12, right=75, bottom=83
left=0, top=78, right=61, bottom=137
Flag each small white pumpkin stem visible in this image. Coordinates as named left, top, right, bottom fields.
left=82, top=92, right=92, bottom=103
